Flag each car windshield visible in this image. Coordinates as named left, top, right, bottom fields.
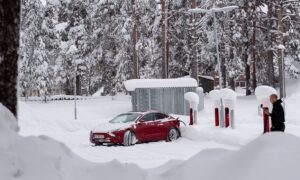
left=109, top=113, right=141, bottom=123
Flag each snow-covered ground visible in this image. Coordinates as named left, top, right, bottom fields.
left=18, top=80, right=300, bottom=169
left=3, top=101, right=300, bottom=180
left=18, top=96, right=235, bottom=168
left=0, top=79, right=297, bottom=179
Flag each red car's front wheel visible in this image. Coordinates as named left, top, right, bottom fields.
left=123, top=130, right=137, bottom=146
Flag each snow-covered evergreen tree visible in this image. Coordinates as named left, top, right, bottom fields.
left=19, top=0, right=300, bottom=96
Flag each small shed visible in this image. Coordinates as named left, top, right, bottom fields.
left=235, top=74, right=246, bottom=88
left=124, top=78, right=203, bottom=115
left=198, top=75, right=215, bottom=93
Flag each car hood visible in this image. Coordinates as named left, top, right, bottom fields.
left=92, top=122, right=132, bottom=133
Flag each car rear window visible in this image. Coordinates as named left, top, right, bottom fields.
left=155, top=113, right=169, bottom=120
left=142, top=113, right=155, bottom=122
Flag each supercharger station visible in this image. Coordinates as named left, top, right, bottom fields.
left=255, top=86, right=277, bottom=133
left=209, top=89, right=237, bottom=129
left=184, top=92, right=199, bottom=125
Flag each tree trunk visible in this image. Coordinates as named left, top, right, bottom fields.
left=251, top=2, right=257, bottom=91
left=190, top=0, right=198, bottom=82
left=65, top=79, right=72, bottom=95
left=266, top=2, right=275, bottom=87
left=221, top=55, right=226, bottom=88
left=131, top=0, right=139, bottom=79
left=76, top=75, right=81, bottom=96
left=277, top=5, right=285, bottom=98
left=161, top=0, right=168, bottom=79
left=0, top=0, right=20, bottom=116
left=243, top=4, right=251, bottom=96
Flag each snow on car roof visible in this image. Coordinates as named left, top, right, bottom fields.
left=124, top=78, right=198, bottom=91
left=129, top=110, right=164, bottom=115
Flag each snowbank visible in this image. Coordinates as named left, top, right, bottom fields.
left=153, top=133, right=300, bottom=180
left=284, top=90, right=300, bottom=124
left=0, top=104, right=146, bottom=180
left=92, top=87, right=104, bottom=97
left=0, top=103, right=18, bottom=132
left=124, top=78, right=198, bottom=91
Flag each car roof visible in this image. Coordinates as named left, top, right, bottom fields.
left=129, top=111, right=166, bottom=115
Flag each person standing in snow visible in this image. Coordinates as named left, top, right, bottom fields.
left=264, top=94, right=285, bottom=132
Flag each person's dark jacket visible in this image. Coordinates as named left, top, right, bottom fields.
left=270, top=99, right=285, bottom=131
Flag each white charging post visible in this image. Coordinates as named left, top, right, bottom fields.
left=220, top=88, right=237, bottom=129
left=209, top=89, right=236, bottom=129
left=184, top=92, right=199, bottom=125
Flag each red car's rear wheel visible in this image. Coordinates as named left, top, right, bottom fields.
left=167, top=128, right=180, bottom=142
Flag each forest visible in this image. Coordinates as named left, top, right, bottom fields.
left=19, top=0, right=300, bottom=97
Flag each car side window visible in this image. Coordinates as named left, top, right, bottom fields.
left=155, top=113, right=168, bottom=120
left=142, top=113, right=155, bottom=122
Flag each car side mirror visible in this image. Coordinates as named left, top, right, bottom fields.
left=139, top=119, right=145, bottom=123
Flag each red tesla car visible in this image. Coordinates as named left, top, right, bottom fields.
left=90, top=111, right=181, bottom=146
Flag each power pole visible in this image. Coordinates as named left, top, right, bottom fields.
left=189, top=5, right=238, bottom=89
left=74, top=65, right=78, bottom=120
left=0, top=0, right=20, bottom=116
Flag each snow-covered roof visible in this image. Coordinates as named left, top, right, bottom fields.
left=124, top=78, right=198, bottom=91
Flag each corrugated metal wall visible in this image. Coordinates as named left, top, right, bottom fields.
left=131, top=87, right=203, bottom=115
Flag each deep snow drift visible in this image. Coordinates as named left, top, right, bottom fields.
left=151, top=133, right=300, bottom=180
left=0, top=103, right=146, bottom=180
